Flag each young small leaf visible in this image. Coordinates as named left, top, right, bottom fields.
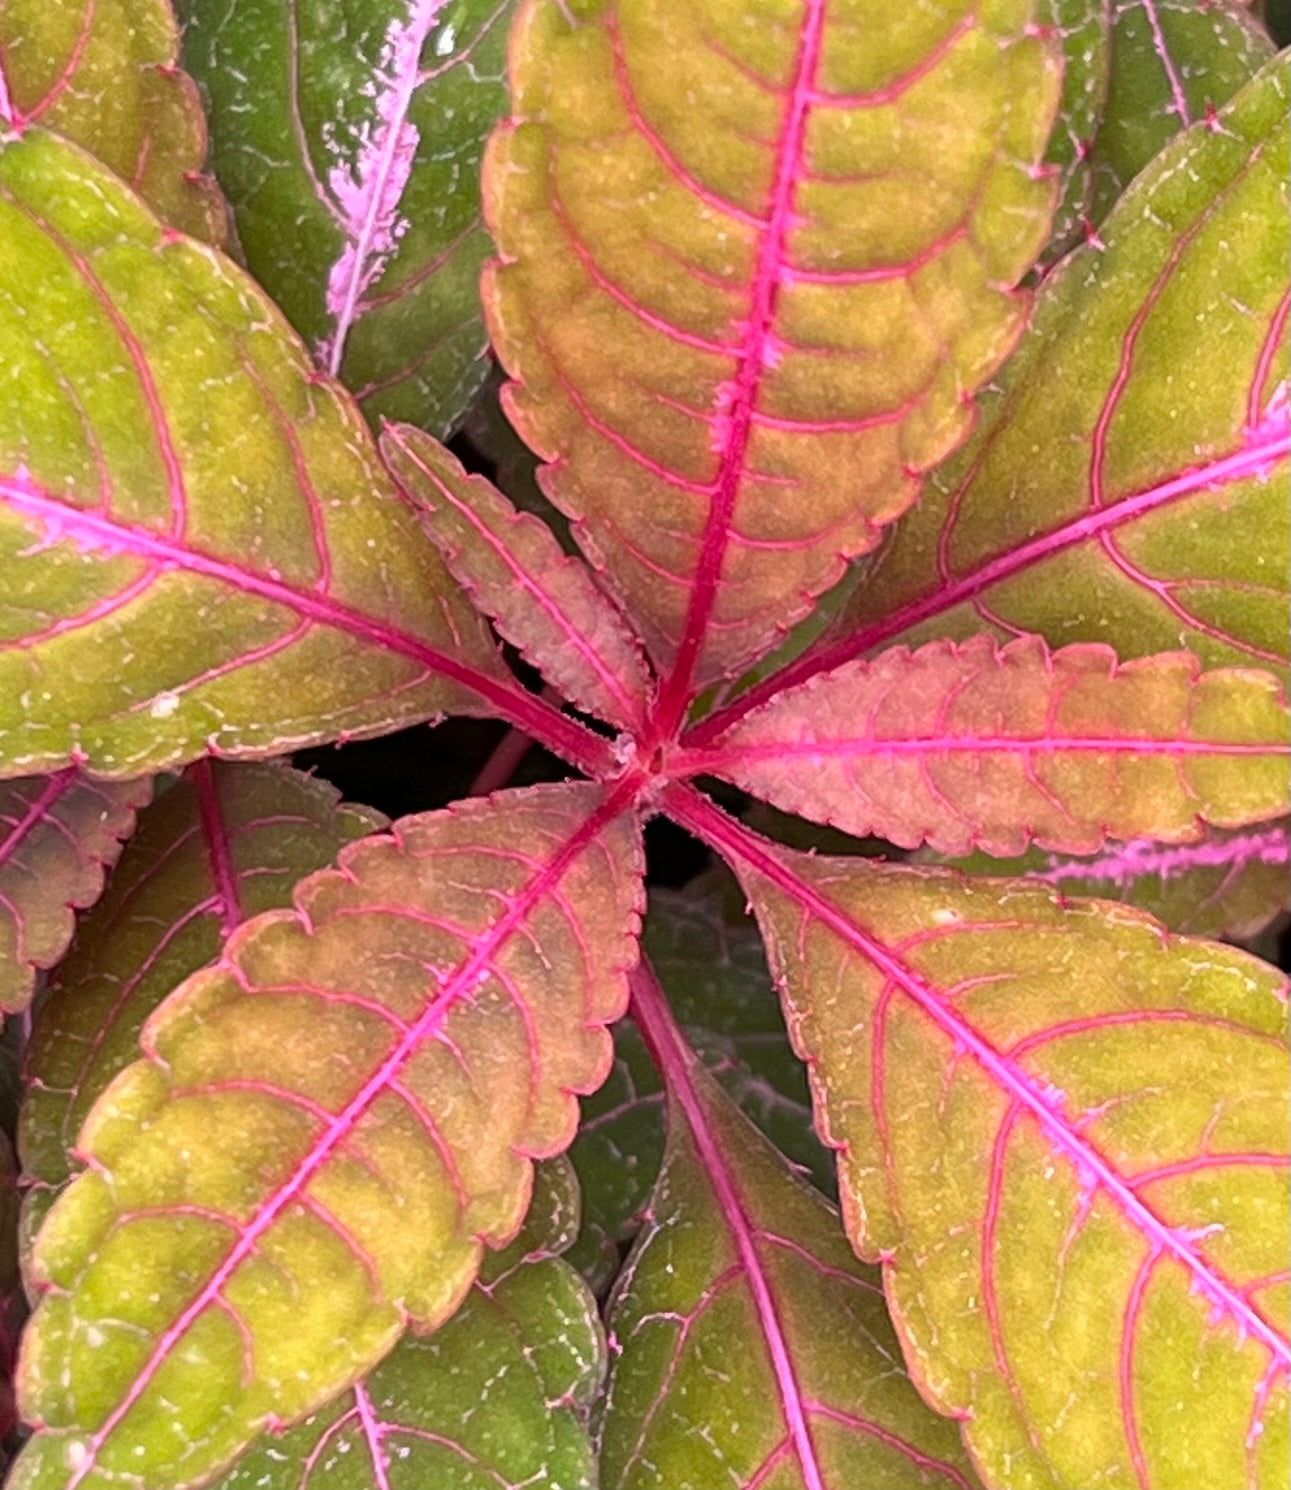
left=599, top=965, right=984, bottom=1490
left=13, top=783, right=643, bottom=1490
left=932, top=822, right=1291, bottom=941
left=708, top=52, right=1290, bottom=736
left=1087, top=0, right=1274, bottom=222
left=569, top=878, right=827, bottom=1289
left=486, top=0, right=1060, bottom=708
left=683, top=638, right=1290, bottom=856
left=0, top=772, right=152, bottom=1013
left=0, top=0, right=226, bottom=242
left=212, top=1159, right=603, bottom=1490
left=180, top=0, right=516, bottom=434
left=709, top=812, right=1290, bottom=1490
left=383, top=423, right=653, bottom=729
left=19, top=760, right=383, bottom=1252
left=0, top=128, right=513, bottom=779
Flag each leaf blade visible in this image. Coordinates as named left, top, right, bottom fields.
left=13, top=782, right=644, bottom=1489
left=486, top=0, right=1060, bottom=704
left=0, top=771, right=151, bottom=1012
left=180, top=0, right=516, bottom=433
left=670, top=786, right=1290, bottom=1490
left=383, top=423, right=654, bottom=729
left=685, top=637, right=1291, bottom=856
left=599, top=962, right=985, bottom=1490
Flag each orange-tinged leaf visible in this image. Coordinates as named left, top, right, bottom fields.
left=19, top=760, right=383, bottom=1257
left=485, top=0, right=1061, bottom=715
left=0, top=0, right=226, bottom=242
left=680, top=638, right=1291, bottom=856
left=670, top=786, right=1290, bottom=1490
left=12, top=782, right=644, bottom=1490
left=383, top=423, right=654, bottom=730
left=0, top=771, right=151, bottom=1013
left=600, top=963, right=985, bottom=1489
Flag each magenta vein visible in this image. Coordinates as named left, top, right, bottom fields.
left=630, top=959, right=827, bottom=1490
left=0, top=769, right=76, bottom=870
left=664, top=782, right=1291, bottom=1369
left=190, top=760, right=243, bottom=940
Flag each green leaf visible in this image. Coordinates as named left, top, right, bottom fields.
left=598, top=964, right=985, bottom=1490
left=19, top=760, right=383, bottom=1255
left=0, top=0, right=226, bottom=243
left=383, top=423, right=654, bottom=730
left=724, top=826, right=1290, bottom=1490
left=0, top=772, right=151, bottom=1012
left=485, top=0, right=1060, bottom=705
left=0, top=127, right=514, bottom=779
left=12, top=782, right=643, bottom=1489
left=1087, top=0, right=1274, bottom=223
left=179, top=0, right=516, bottom=435
left=212, top=1159, right=604, bottom=1490
left=568, top=877, right=828, bottom=1289
left=1036, top=0, right=1112, bottom=261
left=682, top=638, right=1291, bottom=856
left=831, top=54, right=1290, bottom=679
left=926, top=822, right=1291, bottom=941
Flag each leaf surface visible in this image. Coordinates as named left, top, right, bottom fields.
left=180, top=0, right=515, bottom=434
left=486, top=0, right=1060, bottom=712
left=698, top=52, right=1290, bottom=740
left=212, top=1159, right=603, bottom=1490
left=1087, top=0, right=1273, bottom=222
left=931, top=822, right=1291, bottom=941
left=19, top=760, right=383, bottom=1253
left=0, top=772, right=151, bottom=1012
left=1036, top=0, right=1111, bottom=260
left=0, top=127, right=573, bottom=780
left=0, top=0, right=225, bottom=242
left=568, top=877, right=827, bottom=1289
left=598, top=962, right=985, bottom=1490
left=683, top=637, right=1290, bottom=857
left=13, top=782, right=644, bottom=1490
left=384, top=423, right=654, bottom=730
left=674, top=790, right=1291, bottom=1490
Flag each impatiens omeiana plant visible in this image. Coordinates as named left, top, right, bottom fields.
left=0, top=0, right=1287, bottom=1485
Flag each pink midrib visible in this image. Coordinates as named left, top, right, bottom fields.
left=326, top=0, right=448, bottom=376
left=679, top=734, right=1286, bottom=775
left=653, top=0, right=826, bottom=734
left=0, top=475, right=614, bottom=779
left=0, top=769, right=76, bottom=870
left=65, top=781, right=634, bottom=1483
left=685, top=423, right=1291, bottom=746
left=191, top=760, right=243, bottom=940
left=1140, top=0, right=1193, bottom=129
left=629, top=962, right=828, bottom=1490
left=664, top=783, right=1291, bottom=1369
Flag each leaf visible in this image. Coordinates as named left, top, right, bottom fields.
left=568, top=877, right=828, bottom=1289
left=383, top=422, right=654, bottom=730
left=1036, top=0, right=1112, bottom=261
left=698, top=52, right=1291, bottom=742
left=0, top=0, right=225, bottom=243
left=211, top=1158, right=603, bottom=1490
left=179, top=0, right=516, bottom=435
left=682, top=637, right=1291, bottom=857
left=0, top=1132, right=24, bottom=1447
left=0, top=126, right=572, bottom=781
left=19, top=760, right=383, bottom=1255
left=0, top=771, right=152, bottom=1012
left=12, top=781, right=644, bottom=1490
left=676, top=791, right=1290, bottom=1490
left=1087, top=0, right=1274, bottom=223
left=930, top=822, right=1291, bottom=941
left=598, top=962, right=986, bottom=1490
left=485, top=0, right=1061, bottom=712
